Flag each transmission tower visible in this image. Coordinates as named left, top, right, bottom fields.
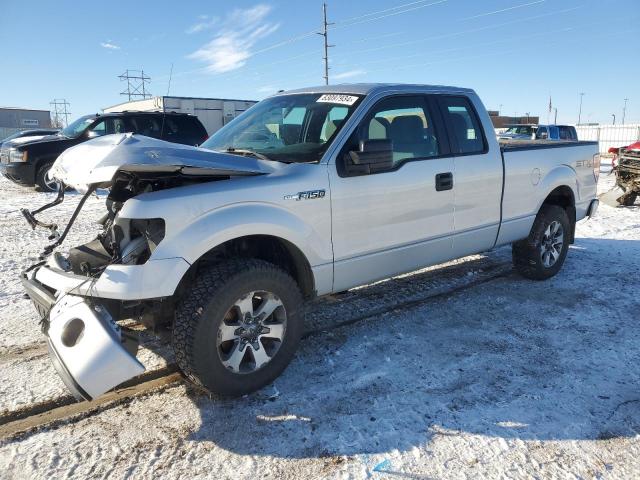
left=118, top=69, right=152, bottom=100
left=50, top=99, right=71, bottom=128
left=317, top=3, right=334, bottom=85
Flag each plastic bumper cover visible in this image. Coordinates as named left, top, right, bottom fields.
left=46, top=295, right=145, bottom=400
left=34, top=256, right=190, bottom=300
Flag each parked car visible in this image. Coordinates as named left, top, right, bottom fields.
left=0, top=128, right=59, bottom=146
left=0, top=111, right=208, bottom=191
left=497, top=123, right=537, bottom=140
left=534, top=124, right=578, bottom=141
left=21, top=84, right=600, bottom=401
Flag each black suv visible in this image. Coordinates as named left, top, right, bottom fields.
left=0, top=111, right=208, bottom=191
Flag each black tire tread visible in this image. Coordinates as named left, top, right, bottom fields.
left=512, top=204, right=570, bottom=281
left=172, top=258, right=303, bottom=395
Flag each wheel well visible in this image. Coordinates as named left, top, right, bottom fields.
left=542, top=186, right=576, bottom=242
left=187, top=235, right=315, bottom=299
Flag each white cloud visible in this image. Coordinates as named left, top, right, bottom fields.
left=186, top=14, right=219, bottom=34
left=333, top=69, right=367, bottom=80
left=100, top=41, right=120, bottom=50
left=188, top=5, right=279, bottom=73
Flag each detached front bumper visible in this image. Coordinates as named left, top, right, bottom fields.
left=22, top=266, right=153, bottom=401
left=32, top=292, right=145, bottom=401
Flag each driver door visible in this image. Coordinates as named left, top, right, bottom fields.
left=329, top=94, right=455, bottom=292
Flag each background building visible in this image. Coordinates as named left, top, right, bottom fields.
left=0, top=107, right=52, bottom=140
left=488, top=111, right=540, bottom=129
left=103, top=96, right=257, bottom=135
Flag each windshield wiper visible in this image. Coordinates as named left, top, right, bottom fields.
left=223, top=148, right=273, bottom=162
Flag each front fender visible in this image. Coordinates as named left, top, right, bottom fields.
left=151, top=202, right=331, bottom=268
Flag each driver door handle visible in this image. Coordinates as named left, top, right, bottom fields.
left=435, top=172, right=453, bottom=191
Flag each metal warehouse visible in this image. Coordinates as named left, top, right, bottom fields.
left=0, top=107, right=52, bottom=139
left=103, top=96, right=257, bottom=135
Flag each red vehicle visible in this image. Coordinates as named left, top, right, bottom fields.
left=607, top=141, right=640, bottom=205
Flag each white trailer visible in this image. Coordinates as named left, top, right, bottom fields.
left=103, top=96, right=257, bottom=135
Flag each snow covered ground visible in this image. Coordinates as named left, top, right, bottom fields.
left=0, top=171, right=639, bottom=479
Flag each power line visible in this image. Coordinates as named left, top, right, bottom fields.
left=119, top=69, right=152, bottom=101
left=332, top=0, right=449, bottom=28
left=331, top=5, right=582, bottom=58
left=459, top=0, right=545, bottom=21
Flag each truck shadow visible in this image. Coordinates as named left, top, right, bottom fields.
left=165, top=238, right=640, bottom=458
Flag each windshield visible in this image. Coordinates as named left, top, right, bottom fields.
left=60, top=115, right=96, bottom=138
left=504, top=126, right=533, bottom=135
left=201, top=93, right=363, bottom=163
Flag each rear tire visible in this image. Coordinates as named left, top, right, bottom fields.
left=35, top=162, right=58, bottom=192
left=173, top=258, right=304, bottom=397
left=512, top=205, right=570, bottom=280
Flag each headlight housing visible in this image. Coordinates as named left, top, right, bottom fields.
left=9, top=148, right=27, bottom=163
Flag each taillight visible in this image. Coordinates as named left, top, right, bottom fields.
left=593, top=153, right=601, bottom=182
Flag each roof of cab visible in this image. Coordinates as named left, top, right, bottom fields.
left=277, top=83, right=475, bottom=96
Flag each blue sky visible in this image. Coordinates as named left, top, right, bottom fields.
left=1, top=0, right=638, bottom=125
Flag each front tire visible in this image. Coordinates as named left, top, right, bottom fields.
left=35, top=162, right=58, bottom=192
left=173, top=258, right=304, bottom=397
left=512, top=205, right=571, bottom=280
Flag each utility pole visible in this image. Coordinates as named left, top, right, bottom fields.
left=622, top=98, right=628, bottom=125
left=119, top=69, right=152, bottom=101
left=554, top=108, right=558, bottom=124
left=578, top=92, right=585, bottom=125
left=317, top=3, right=334, bottom=85
left=50, top=99, right=71, bottom=128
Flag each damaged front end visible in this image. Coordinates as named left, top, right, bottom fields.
left=614, top=146, right=640, bottom=206
left=20, top=133, right=271, bottom=400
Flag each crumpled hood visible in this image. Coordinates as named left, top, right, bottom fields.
left=50, top=133, right=275, bottom=191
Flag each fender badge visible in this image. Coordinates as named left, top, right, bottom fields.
left=284, top=189, right=326, bottom=201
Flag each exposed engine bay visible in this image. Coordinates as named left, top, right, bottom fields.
left=22, top=171, right=229, bottom=275
left=614, top=146, right=640, bottom=206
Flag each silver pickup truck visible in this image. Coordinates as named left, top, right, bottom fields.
left=21, top=84, right=600, bottom=401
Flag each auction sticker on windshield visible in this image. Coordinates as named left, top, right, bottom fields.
left=316, top=94, right=359, bottom=106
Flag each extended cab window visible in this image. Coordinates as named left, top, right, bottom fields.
left=363, top=95, right=440, bottom=165
left=439, top=96, right=485, bottom=154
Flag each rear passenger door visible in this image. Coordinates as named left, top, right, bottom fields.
left=329, top=94, right=455, bottom=292
left=436, top=95, right=503, bottom=257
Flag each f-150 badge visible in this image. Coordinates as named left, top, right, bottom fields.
left=284, top=190, right=326, bottom=201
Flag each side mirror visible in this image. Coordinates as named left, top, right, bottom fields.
left=86, top=130, right=100, bottom=139
left=345, top=139, right=393, bottom=175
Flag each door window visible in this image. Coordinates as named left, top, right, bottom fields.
left=87, top=118, right=126, bottom=137
left=361, top=95, right=440, bottom=167
left=438, top=97, right=485, bottom=154
left=130, top=116, right=162, bottom=138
